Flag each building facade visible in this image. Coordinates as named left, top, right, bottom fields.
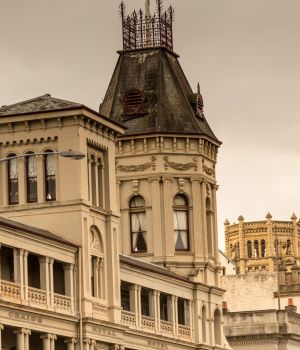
left=0, top=1, right=230, bottom=350
left=225, top=213, right=300, bottom=274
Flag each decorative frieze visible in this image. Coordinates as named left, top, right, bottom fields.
left=116, top=157, right=156, bottom=173
left=163, top=156, right=198, bottom=171
left=0, top=136, right=58, bottom=147
left=202, top=163, right=215, bottom=177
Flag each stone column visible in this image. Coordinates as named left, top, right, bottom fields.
left=155, top=290, right=161, bottom=332
left=89, top=339, right=96, bottom=350
left=39, top=257, right=50, bottom=306
left=41, top=334, right=51, bottom=350
left=150, top=177, right=163, bottom=261
left=0, top=324, right=3, bottom=350
left=15, top=328, right=30, bottom=350
left=65, top=338, right=77, bottom=350
left=64, top=263, right=75, bottom=310
left=191, top=179, right=204, bottom=262
left=18, top=158, right=26, bottom=205
left=129, top=284, right=140, bottom=327
left=83, top=339, right=90, bottom=350
left=167, top=295, right=173, bottom=324
left=37, top=154, right=44, bottom=202
left=188, top=300, right=194, bottom=340
left=49, top=258, right=54, bottom=306
left=200, top=181, right=208, bottom=259
left=172, top=295, right=178, bottom=336
left=211, top=185, right=219, bottom=258
left=15, top=249, right=24, bottom=299
left=162, top=177, right=175, bottom=267
left=23, top=251, right=29, bottom=301
left=291, top=214, right=298, bottom=257
left=50, top=334, right=57, bottom=350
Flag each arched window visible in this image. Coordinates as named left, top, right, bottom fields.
left=247, top=240, right=252, bottom=258
left=202, top=305, right=207, bottom=343
left=26, top=152, right=37, bottom=203
left=130, top=196, right=147, bottom=253
left=261, top=240, right=266, bottom=257
left=174, top=194, right=189, bottom=251
left=89, top=226, right=105, bottom=299
left=206, top=198, right=213, bottom=254
left=214, top=308, right=222, bottom=345
left=44, top=150, right=56, bottom=201
left=254, top=240, right=259, bottom=258
left=7, top=154, right=19, bottom=205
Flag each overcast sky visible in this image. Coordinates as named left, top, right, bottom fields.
left=1, top=0, right=300, bottom=249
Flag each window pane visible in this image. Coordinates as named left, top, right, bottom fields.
left=130, top=196, right=145, bottom=208
left=174, top=194, right=187, bottom=206
left=175, top=230, right=188, bottom=250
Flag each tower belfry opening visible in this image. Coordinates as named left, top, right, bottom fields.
left=120, top=0, right=174, bottom=51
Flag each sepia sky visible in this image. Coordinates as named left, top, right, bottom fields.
left=1, top=0, right=300, bottom=249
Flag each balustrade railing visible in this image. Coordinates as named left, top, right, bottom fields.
left=28, top=286, right=47, bottom=305
left=178, top=324, right=191, bottom=339
left=141, top=315, right=155, bottom=330
left=160, top=320, right=173, bottom=335
left=54, top=293, right=72, bottom=310
left=1, top=280, right=21, bottom=300
left=121, top=310, right=136, bottom=326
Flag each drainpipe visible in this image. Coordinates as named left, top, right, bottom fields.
left=78, top=247, right=83, bottom=349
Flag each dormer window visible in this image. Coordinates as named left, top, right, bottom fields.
left=123, top=89, right=146, bottom=117
left=196, top=93, right=204, bottom=115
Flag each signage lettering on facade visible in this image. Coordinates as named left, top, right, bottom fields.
left=92, top=326, right=116, bottom=337
left=8, top=311, right=42, bottom=324
left=148, top=340, right=168, bottom=349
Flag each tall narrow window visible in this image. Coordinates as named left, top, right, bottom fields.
left=130, top=196, right=147, bottom=253
left=202, top=305, right=207, bottom=343
left=91, top=155, right=97, bottom=206
left=214, top=309, right=222, bottom=345
left=286, top=240, right=291, bottom=255
left=97, top=158, right=104, bottom=208
left=254, top=240, right=259, bottom=257
left=247, top=240, right=252, bottom=258
left=45, top=151, right=56, bottom=201
left=174, top=194, right=189, bottom=251
left=26, top=152, right=37, bottom=203
left=261, top=240, right=266, bottom=257
left=7, top=154, right=19, bottom=205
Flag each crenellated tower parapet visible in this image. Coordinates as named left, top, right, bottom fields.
left=225, top=213, right=300, bottom=274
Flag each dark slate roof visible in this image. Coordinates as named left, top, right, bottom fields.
left=0, top=94, right=82, bottom=117
left=120, top=254, right=191, bottom=283
left=0, top=216, right=78, bottom=247
left=100, top=47, right=220, bottom=142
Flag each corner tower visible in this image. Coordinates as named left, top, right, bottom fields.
left=100, top=0, right=221, bottom=282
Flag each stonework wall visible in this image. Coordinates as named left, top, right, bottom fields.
left=221, top=273, right=277, bottom=311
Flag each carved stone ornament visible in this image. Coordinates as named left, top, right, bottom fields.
left=116, top=157, right=156, bottom=173
left=178, top=178, right=185, bottom=193
left=164, top=156, right=198, bottom=171
left=132, top=179, right=139, bottom=193
left=202, top=163, right=215, bottom=177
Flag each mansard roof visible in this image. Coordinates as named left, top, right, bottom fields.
left=0, top=216, right=78, bottom=247
left=0, top=94, right=83, bottom=117
left=100, top=47, right=220, bottom=143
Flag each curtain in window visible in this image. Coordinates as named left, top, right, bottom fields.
left=174, top=210, right=188, bottom=250
left=46, top=154, right=55, bottom=175
left=27, top=155, right=37, bottom=177
left=131, top=211, right=147, bottom=252
left=9, top=158, right=18, bottom=179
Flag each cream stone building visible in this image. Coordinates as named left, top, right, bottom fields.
left=0, top=1, right=230, bottom=350
left=225, top=213, right=300, bottom=274
left=223, top=214, right=300, bottom=350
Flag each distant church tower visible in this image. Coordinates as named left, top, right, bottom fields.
left=100, top=0, right=221, bottom=283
